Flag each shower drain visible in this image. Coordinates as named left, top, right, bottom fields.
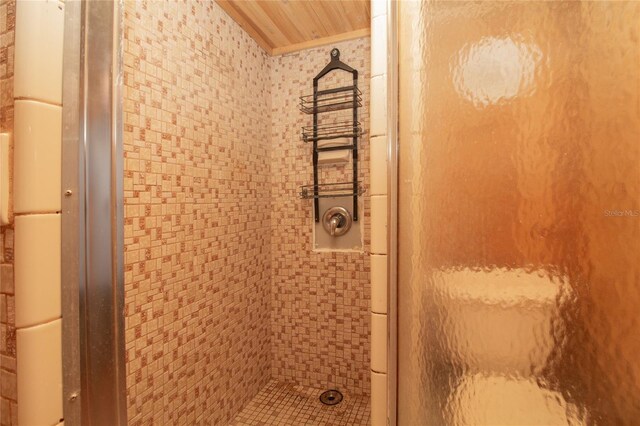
left=319, top=389, right=343, bottom=406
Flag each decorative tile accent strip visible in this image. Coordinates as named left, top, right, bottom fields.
left=369, top=1, right=389, bottom=423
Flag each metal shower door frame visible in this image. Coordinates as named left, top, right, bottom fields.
left=387, top=0, right=399, bottom=425
left=61, top=0, right=126, bottom=424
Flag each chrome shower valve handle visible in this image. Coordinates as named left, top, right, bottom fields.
left=322, top=207, right=352, bottom=237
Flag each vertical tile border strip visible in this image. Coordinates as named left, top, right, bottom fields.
left=370, top=0, right=389, bottom=424
left=61, top=0, right=127, bottom=424
left=13, top=1, right=65, bottom=423
left=386, top=0, right=399, bottom=424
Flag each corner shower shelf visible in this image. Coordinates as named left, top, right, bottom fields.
left=299, top=86, right=363, bottom=114
left=299, top=182, right=365, bottom=199
left=301, top=121, right=363, bottom=143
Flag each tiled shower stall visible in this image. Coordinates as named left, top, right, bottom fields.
left=3, top=0, right=640, bottom=425
left=1, top=0, right=390, bottom=424
left=123, top=2, right=373, bottom=424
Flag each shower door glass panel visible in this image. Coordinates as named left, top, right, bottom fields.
left=397, top=1, right=640, bottom=424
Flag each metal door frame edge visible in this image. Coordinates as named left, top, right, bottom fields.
left=386, top=0, right=399, bottom=425
left=61, top=0, right=126, bottom=424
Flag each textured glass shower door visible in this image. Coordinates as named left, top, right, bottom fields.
left=397, top=1, right=640, bottom=424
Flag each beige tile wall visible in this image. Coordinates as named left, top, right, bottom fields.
left=123, top=1, right=272, bottom=424
left=0, top=1, right=16, bottom=424
left=124, top=2, right=372, bottom=423
left=269, top=38, right=371, bottom=397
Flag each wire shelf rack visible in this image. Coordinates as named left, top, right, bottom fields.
left=301, top=121, right=363, bottom=143
left=299, top=86, right=362, bottom=114
left=298, top=48, right=362, bottom=221
left=299, top=182, right=366, bottom=199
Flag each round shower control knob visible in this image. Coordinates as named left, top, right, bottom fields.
left=322, top=206, right=352, bottom=237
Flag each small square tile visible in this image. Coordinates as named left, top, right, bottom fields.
left=233, top=379, right=371, bottom=426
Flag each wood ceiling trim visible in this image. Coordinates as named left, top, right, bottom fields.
left=272, top=27, right=371, bottom=56
left=216, top=0, right=371, bottom=57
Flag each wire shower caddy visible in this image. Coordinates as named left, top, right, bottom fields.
left=298, top=48, right=364, bottom=222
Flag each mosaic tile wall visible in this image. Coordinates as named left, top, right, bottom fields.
left=123, top=1, right=371, bottom=422
left=269, top=38, right=371, bottom=397
left=0, top=1, right=16, bottom=424
left=122, top=1, right=272, bottom=424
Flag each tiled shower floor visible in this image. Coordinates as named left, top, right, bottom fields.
left=233, top=380, right=371, bottom=425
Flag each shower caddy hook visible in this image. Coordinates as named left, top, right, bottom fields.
left=298, top=48, right=364, bottom=222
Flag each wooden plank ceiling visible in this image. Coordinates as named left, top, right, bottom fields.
left=216, top=0, right=371, bottom=56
